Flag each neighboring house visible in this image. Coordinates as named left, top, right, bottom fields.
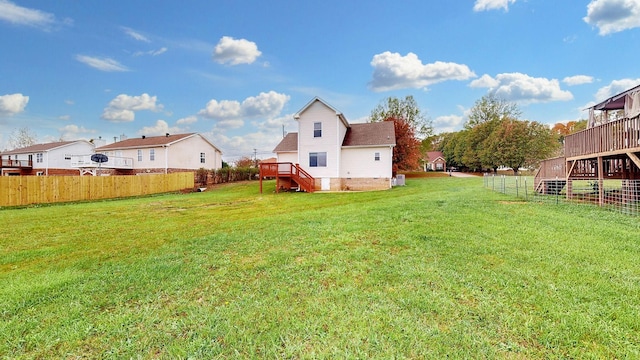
left=425, top=151, right=446, bottom=171
left=271, top=97, right=396, bottom=191
left=0, top=140, right=95, bottom=176
left=95, top=133, right=223, bottom=175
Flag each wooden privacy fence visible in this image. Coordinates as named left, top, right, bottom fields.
left=0, top=173, right=194, bottom=207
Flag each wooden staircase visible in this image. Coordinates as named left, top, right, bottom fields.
left=259, top=162, right=315, bottom=193
left=535, top=179, right=567, bottom=195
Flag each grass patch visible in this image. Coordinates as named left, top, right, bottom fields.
left=2, top=178, right=640, bottom=358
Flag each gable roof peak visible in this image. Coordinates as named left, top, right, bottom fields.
left=294, top=96, right=349, bottom=127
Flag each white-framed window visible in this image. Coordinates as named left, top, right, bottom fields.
left=200, top=152, right=206, bottom=164
left=36, top=171, right=44, bottom=176
left=36, top=153, right=43, bottom=163
left=313, top=122, right=322, bottom=138
left=309, top=152, right=327, bottom=167
left=149, top=149, right=155, bottom=161
left=137, top=150, right=143, bottom=162
left=374, top=152, right=380, bottom=161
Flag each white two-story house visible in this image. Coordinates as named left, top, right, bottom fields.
left=272, top=97, right=395, bottom=191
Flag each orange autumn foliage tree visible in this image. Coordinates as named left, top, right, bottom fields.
left=386, top=117, right=422, bottom=173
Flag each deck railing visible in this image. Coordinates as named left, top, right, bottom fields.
left=565, top=116, right=640, bottom=158
left=70, top=154, right=134, bottom=169
left=0, top=157, right=32, bottom=168
left=534, top=156, right=565, bottom=191
left=259, top=162, right=315, bottom=193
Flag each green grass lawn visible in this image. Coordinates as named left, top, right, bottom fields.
left=2, top=178, right=640, bottom=358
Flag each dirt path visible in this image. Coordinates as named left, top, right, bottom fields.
left=448, top=172, right=478, bottom=177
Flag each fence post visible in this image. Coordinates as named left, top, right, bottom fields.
left=516, top=177, right=519, bottom=198
left=525, top=177, right=528, bottom=201
left=554, top=175, right=560, bottom=205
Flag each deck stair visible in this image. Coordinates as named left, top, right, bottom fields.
left=259, top=162, right=315, bottom=193
left=535, top=179, right=567, bottom=195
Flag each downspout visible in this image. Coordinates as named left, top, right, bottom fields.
left=336, top=115, right=341, bottom=179
left=164, top=145, right=169, bottom=174
left=45, top=151, right=49, bottom=176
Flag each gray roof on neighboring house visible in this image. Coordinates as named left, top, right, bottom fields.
left=1, top=141, right=83, bottom=155
left=96, top=133, right=221, bottom=153
left=342, top=121, right=395, bottom=147
left=273, top=132, right=298, bottom=152
left=97, top=133, right=195, bottom=150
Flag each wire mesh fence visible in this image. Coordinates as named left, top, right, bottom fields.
left=483, top=173, right=640, bottom=216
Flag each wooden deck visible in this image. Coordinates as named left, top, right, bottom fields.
left=259, top=162, right=315, bottom=193
left=0, top=158, right=32, bottom=168
left=535, top=114, right=640, bottom=204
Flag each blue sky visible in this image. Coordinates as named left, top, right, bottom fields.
left=1, top=0, right=640, bottom=161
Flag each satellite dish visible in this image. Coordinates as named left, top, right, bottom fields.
left=91, top=153, right=109, bottom=163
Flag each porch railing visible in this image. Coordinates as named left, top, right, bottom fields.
left=0, top=157, right=33, bottom=168
left=259, top=162, right=315, bottom=193
left=565, top=116, right=640, bottom=158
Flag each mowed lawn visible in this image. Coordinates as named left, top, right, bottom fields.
left=1, top=177, right=639, bottom=359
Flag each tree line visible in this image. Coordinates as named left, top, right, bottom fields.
left=371, top=94, right=584, bottom=176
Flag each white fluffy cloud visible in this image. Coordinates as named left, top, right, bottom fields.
left=473, top=0, right=516, bottom=12
left=212, top=36, right=262, bottom=65
left=584, top=0, right=640, bottom=35
left=594, top=78, right=640, bottom=102
left=0, top=0, right=56, bottom=29
left=137, top=120, right=183, bottom=136
left=176, top=115, right=198, bottom=125
left=563, top=75, right=594, bottom=86
left=369, top=52, right=476, bottom=92
left=433, top=114, right=465, bottom=133
left=198, top=91, right=290, bottom=123
left=0, top=93, right=29, bottom=116
left=76, top=55, right=129, bottom=72
left=470, top=73, right=573, bottom=104
left=101, top=93, right=163, bottom=122
left=58, top=124, right=96, bottom=139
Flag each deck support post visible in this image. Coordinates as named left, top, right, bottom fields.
left=597, top=156, right=604, bottom=207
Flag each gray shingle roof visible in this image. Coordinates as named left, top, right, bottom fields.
left=1, top=141, right=78, bottom=155
left=96, top=133, right=196, bottom=150
left=273, top=132, right=298, bottom=152
left=342, top=121, right=395, bottom=147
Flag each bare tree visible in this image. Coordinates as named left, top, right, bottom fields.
left=8, top=127, right=37, bottom=150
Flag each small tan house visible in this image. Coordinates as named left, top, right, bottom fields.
left=271, top=97, right=396, bottom=191
left=0, top=140, right=95, bottom=176
left=95, top=133, right=223, bottom=175
left=425, top=151, right=446, bottom=171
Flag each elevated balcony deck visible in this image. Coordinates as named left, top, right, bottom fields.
left=0, top=158, right=32, bottom=169
left=564, top=116, right=640, bottom=160
left=70, top=154, right=134, bottom=170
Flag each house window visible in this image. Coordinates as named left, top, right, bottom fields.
left=137, top=150, right=143, bottom=162
left=314, top=122, right=322, bottom=138
left=36, top=171, right=44, bottom=176
left=149, top=149, right=155, bottom=161
left=374, top=152, right=380, bottom=161
left=309, top=152, right=327, bottom=167
left=200, top=152, right=206, bottom=164
left=36, top=153, right=43, bottom=163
